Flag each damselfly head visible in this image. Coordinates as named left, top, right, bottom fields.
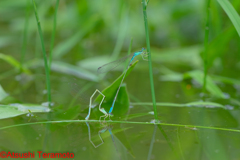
left=140, top=48, right=148, bottom=61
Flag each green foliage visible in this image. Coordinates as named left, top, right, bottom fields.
left=217, top=0, right=240, bottom=37
left=184, top=70, right=225, bottom=98
left=1, top=1, right=240, bottom=159
left=201, top=27, right=235, bottom=68
left=92, top=61, right=140, bottom=119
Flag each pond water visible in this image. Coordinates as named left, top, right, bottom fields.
left=0, top=116, right=239, bottom=160
left=0, top=71, right=239, bottom=160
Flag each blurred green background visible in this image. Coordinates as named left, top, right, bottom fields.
left=0, top=0, right=240, bottom=160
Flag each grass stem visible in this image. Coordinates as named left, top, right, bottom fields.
left=203, top=0, right=211, bottom=94
left=32, top=0, right=52, bottom=106
left=141, top=0, right=158, bottom=120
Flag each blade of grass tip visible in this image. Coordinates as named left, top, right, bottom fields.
left=49, top=0, right=59, bottom=70
left=203, top=0, right=211, bottom=95
left=21, top=0, right=30, bottom=64
left=32, top=0, right=52, bottom=107
left=124, top=37, right=133, bottom=71
left=141, top=0, right=158, bottom=121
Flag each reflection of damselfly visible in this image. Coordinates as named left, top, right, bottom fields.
left=85, top=122, right=104, bottom=148
left=86, top=48, right=148, bottom=120
left=85, top=122, right=117, bottom=149
left=68, top=80, right=105, bottom=120
left=86, top=122, right=121, bottom=159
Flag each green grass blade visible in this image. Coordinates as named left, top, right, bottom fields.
left=141, top=0, right=158, bottom=121
left=217, top=0, right=240, bottom=36
left=131, top=101, right=226, bottom=109
left=0, top=53, right=30, bottom=74
left=32, top=0, right=52, bottom=106
left=203, top=0, right=211, bottom=94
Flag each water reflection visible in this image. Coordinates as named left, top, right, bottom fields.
left=86, top=122, right=122, bottom=160
left=86, top=122, right=104, bottom=148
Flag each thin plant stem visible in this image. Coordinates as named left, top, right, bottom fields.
left=49, top=0, right=59, bottom=69
left=2, top=120, right=240, bottom=133
left=21, top=0, right=30, bottom=64
left=203, top=0, right=211, bottom=94
left=141, top=0, right=158, bottom=120
left=32, top=0, right=52, bottom=106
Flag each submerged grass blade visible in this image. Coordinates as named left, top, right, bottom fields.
left=131, top=101, right=226, bottom=109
